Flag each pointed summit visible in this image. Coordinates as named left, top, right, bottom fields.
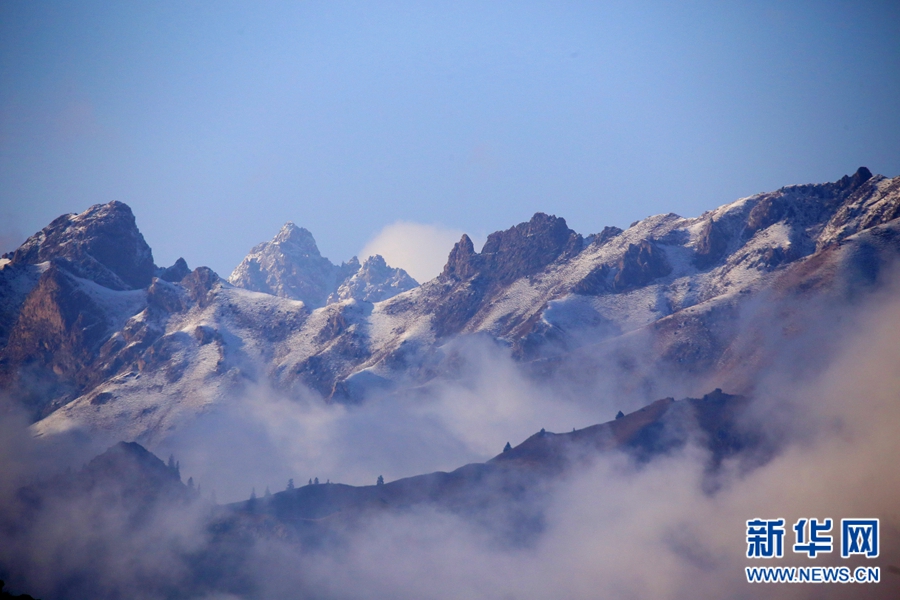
left=272, top=222, right=322, bottom=257
left=440, top=234, right=478, bottom=282
left=229, top=224, right=419, bottom=307
left=438, top=213, right=582, bottom=287
left=328, top=254, right=418, bottom=304
left=7, top=201, right=155, bottom=290
left=229, top=223, right=351, bottom=307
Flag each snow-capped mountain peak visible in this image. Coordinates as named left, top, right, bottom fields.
left=270, top=222, right=323, bottom=257
left=228, top=223, right=418, bottom=309
left=328, top=254, right=418, bottom=304
left=4, top=200, right=156, bottom=291
left=227, top=222, right=351, bottom=308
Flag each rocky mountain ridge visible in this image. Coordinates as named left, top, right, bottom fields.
left=3, top=201, right=156, bottom=291
left=227, top=222, right=417, bottom=308
left=0, top=388, right=754, bottom=600
left=223, top=389, right=756, bottom=527
left=1, top=168, right=898, bottom=447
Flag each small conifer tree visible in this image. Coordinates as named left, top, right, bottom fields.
left=377, top=475, right=384, bottom=486
left=503, top=442, right=512, bottom=452
left=287, top=478, right=295, bottom=490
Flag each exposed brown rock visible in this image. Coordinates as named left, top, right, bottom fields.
left=0, top=265, right=111, bottom=416
left=315, top=308, right=349, bottom=344
left=746, top=196, right=789, bottom=236
left=3, top=265, right=109, bottom=374
left=428, top=281, right=486, bottom=339
left=572, top=264, right=611, bottom=295
left=193, top=325, right=222, bottom=346
left=90, top=391, right=114, bottom=405
left=180, top=267, right=220, bottom=308
left=834, top=166, right=872, bottom=193
left=433, top=213, right=583, bottom=338
left=478, top=212, right=583, bottom=286
left=158, top=257, right=190, bottom=283
left=694, top=219, right=730, bottom=269
left=136, top=332, right=190, bottom=376
left=0, top=263, right=42, bottom=348
left=147, top=278, right=186, bottom=313
left=613, top=239, right=672, bottom=291
left=587, top=225, right=623, bottom=247
left=439, top=234, right=479, bottom=282
left=820, top=173, right=900, bottom=246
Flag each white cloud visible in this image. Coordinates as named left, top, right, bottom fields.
left=360, top=221, right=474, bottom=284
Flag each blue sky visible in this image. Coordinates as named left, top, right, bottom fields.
left=2, top=1, right=898, bottom=280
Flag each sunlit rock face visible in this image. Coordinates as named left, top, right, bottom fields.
left=327, top=254, right=417, bottom=305
left=228, top=222, right=355, bottom=308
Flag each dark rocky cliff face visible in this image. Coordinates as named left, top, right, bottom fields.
left=0, top=203, right=158, bottom=419
left=432, top=213, right=582, bottom=338
left=572, top=239, right=672, bottom=295
left=0, top=265, right=114, bottom=418
left=0, top=202, right=217, bottom=420
left=180, top=266, right=221, bottom=309
left=693, top=218, right=731, bottom=269
left=478, top=212, right=583, bottom=286
left=158, top=257, right=191, bottom=283
left=694, top=167, right=878, bottom=271
left=6, top=201, right=156, bottom=290
left=441, top=212, right=582, bottom=287
left=586, top=225, right=623, bottom=247
left=612, top=239, right=672, bottom=292
left=440, top=234, right=479, bottom=282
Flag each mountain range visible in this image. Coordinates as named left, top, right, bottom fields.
left=1, top=167, right=898, bottom=449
